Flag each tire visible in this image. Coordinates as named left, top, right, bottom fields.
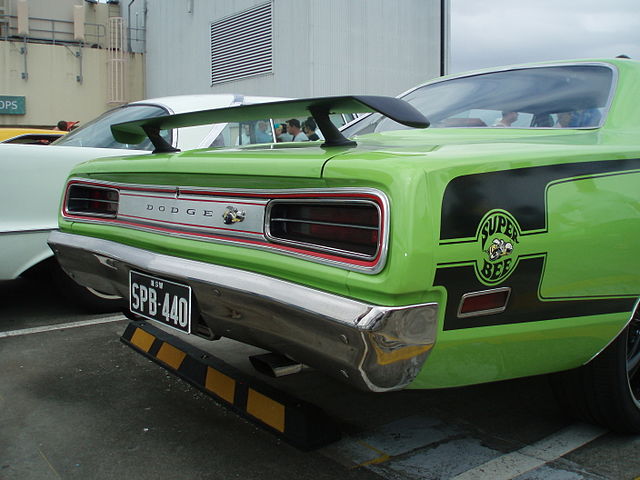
left=50, top=260, right=124, bottom=313
left=550, top=304, right=640, bottom=433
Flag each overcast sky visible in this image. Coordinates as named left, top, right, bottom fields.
left=450, top=0, right=640, bottom=73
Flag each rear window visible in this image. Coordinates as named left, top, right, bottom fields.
left=343, top=64, right=615, bottom=135
left=53, top=104, right=171, bottom=150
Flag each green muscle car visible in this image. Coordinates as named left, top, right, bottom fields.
left=49, top=58, right=640, bottom=433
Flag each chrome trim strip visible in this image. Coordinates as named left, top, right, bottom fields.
left=117, top=190, right=266, bottom=239
left=0, top=228, right=54, bottom=235
left=67, top=211, right=118, bottom=219
left=48, top=230, right=437, bottom=392
left=456, top=287, right=512, bottom=318
left=63, top=178, right=390, bottom=274
left=65, top=177, right=385, bottom=199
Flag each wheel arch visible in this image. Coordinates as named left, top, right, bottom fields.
left=585, top=297, right=640, bottom=365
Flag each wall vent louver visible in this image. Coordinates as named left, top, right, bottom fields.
left=210, top=2, right=273, bottom=85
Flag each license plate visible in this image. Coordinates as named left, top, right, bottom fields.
left=129, top=271, right=192, bottom=334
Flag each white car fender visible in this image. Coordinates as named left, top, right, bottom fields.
left=0, top=143, right=147, bottom=279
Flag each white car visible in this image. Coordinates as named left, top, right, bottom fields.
left=0, top=94, right=285, bottom=310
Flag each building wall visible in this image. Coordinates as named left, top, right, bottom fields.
left=1, top=0, right=119, bottom=48
left=142, top=0, right=447, bottom=99
left=0, top=40, right=144, bottom=127
left=0, top=0, right=145, bottom=127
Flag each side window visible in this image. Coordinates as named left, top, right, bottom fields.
left=330, top=114, right=346, bottom=128
left=210, top=120, right=273, bottom=147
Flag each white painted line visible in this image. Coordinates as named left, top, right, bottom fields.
left=450, top=423, right=607, bottom=480
left=0, top=315, right=126, bottom=338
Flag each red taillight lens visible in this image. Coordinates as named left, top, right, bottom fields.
left=268, top=202, right=381, bottom=258
left=309, top=223, right=378, bottom=246
left=66, top=184, right=119, bottom=218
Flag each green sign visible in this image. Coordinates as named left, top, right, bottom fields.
left=0, top=96, right=26, bottom=115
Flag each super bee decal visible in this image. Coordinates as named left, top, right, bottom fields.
left=476, top=210, right=520, bottom=285
left=435, top=160, right=640, bottom=331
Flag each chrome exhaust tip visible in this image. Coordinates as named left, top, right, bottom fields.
left=250, top=352, right=306, bottom=377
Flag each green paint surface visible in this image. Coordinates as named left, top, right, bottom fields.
left=59, top=59, right=640, bottom=388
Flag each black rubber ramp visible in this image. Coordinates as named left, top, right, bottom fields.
left=121, top=321, right=341, bottom=450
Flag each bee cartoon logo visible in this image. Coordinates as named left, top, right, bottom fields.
left=222, top=206, right=246, bottom=225
left=475, top=210, right=521, bottom=285
left=487, top=238, right=513, bottom=261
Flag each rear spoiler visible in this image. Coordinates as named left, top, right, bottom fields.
left=110, top=95, right=430, bottom=153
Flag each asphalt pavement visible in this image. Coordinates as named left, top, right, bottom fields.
left=2, top=276, right=640, bottom=480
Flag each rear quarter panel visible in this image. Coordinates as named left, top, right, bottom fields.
left=324, top=136, right=640, bottom=388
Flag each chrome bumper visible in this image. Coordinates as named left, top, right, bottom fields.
left=48, top=231, right=438, bottom=392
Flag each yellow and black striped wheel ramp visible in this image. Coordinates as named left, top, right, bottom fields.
left=121, top=321, right=341, bottom=450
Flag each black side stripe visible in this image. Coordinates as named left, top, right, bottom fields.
left=435, top=256, right=635, bottom=331
left=440, top=158, right=640, bottom=240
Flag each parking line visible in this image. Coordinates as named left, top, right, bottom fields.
left=450, top=423, right=607, bottom=480
left=353, top=441, right=392, bottom=467
left=0, top=315, right=126, bottom=338
left=38, top=448, right=62, bottom=480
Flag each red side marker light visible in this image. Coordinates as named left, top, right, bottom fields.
left=458, top=287, right=511, bottom=318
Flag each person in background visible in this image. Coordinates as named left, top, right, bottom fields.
left=303, top=118, right=320, bottom=141
left=573, top=108, right=601, bottom=127
left=255, top=120, right=273, bottom=143
left=286, top=119, right=308, bottom=142
left=531, top=113, right=554, bottom=128
left=555, top=111, right=574, bottom=128
left=493, top=111, right=518, bottom=127
left=53, top=120, right=68, bottom=131
left=275, top=123, right=292, bottom=142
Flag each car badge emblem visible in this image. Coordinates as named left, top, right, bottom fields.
left=487, top=238, right=513, bottom=261
left=474, top=209, right=521, bottom=285
left=222, top=206, right=246, bottom=225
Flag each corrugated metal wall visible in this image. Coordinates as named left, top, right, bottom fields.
left=142, top=0, right=447, bottom=99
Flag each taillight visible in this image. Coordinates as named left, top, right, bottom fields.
left=66, top=184, right=119, bottom=218
left=266, top=201, right=381, bottom=259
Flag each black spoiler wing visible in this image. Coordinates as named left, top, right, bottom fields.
left=111, top=95, right=429, bottom=153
